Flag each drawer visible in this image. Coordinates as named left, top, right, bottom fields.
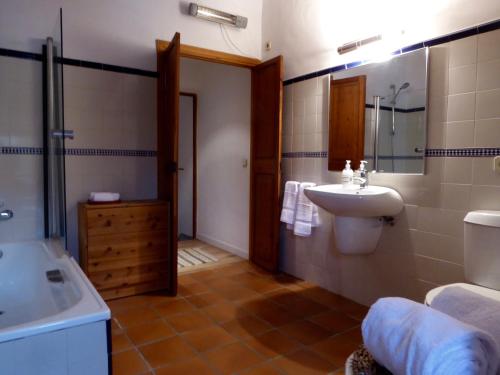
left=89, top=261, right=169, bottom=290
left=86, top=205, right=169, bottom=236
left=87, top=230, right=168, bottom=261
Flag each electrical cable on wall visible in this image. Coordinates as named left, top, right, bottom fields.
left=219, top=24, right=251, bottom=57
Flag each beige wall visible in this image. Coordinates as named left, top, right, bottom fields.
left=280, top=29, right=500, bottom=306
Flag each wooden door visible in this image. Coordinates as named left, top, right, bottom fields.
left=156, top=33, right=180, bottom=295
left=249, top=56, right=284, bottom=272
left=328, top=75, right=366, bottom=171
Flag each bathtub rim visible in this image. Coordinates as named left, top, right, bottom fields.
left=0, top=239, right=110, bottom=343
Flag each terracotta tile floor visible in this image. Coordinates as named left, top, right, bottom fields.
left=109, top=259, right=368, bottom=375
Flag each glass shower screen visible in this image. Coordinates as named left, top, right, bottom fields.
left=44, top=9, right=67, bottom=244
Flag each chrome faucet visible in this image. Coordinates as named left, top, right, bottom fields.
left=354, top=161, right=369, bottom=189
left=0, top=209, right=13, bottom=221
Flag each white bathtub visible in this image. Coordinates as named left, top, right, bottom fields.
left=0, top=239, right=110, bottom=374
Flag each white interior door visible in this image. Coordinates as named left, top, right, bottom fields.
left=178, top=95, right=194, bottom=238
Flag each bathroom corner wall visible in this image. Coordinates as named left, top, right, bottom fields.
left=64, top=65, right=157, bottom=259
left=281, top=28, right=500, bottom=306
left=0, top=56, right=44, bottom=242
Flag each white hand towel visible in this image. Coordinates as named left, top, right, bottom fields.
left=280, top=181, right=299, bottom=230
left=89, top=192, right=120, bottom=202
left=431, top=286, right=500, bottom=348
left=293, top=182, right=321, bottom=236
left=362, top=297, right=500, bottom=375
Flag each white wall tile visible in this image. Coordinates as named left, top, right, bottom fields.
left=475, top=119, right=500, bottom=147
left=446, top=92, right=475, bottom=122
left=415, top=255, right=465, bottom=284
left=476, top=89, right=500, bottom=119
left=444, top=121, right=475, bottom=148
left=470, top=185, right=500, bottom=210
left=476, top=59, right=500, bottom=91
left=449, top=36, right=477, bottom=68
left=448, top=64, right=477, bottom=94
left=472, top=157, right=500, bottom=186
left=443, top=157, right=472, bottom=184
left=441, top=183, right=471, bottom=211
left=477, top=29, right=500, bottom=62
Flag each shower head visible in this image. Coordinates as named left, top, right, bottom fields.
left=391, top=82, right=410, bottom=104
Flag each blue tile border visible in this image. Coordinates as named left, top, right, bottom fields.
left=0, top=147, right=157, bottom=157
left=1, top=147, right=498, bottom=158
left=0, top=49, right=157, bottom=78
left=283, top=18, right=500, bottom=86
left=282, top=148, right=500, bottom=159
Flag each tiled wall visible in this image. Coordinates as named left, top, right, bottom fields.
left=64, top=65, right=157, bottom=259
left=0, top=56, right=44, bottom=242
left=280, top=28, right=500, bottom=306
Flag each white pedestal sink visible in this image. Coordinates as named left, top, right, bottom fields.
left=304, top=184, right=403, bottom=254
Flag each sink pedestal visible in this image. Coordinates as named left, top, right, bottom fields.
left=333, top=216, right=382, bottom=254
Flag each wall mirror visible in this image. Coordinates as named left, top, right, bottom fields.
left=328, top=48, right=428, bottom=174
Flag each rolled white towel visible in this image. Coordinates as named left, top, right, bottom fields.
left=431, top=286, right=500, bottom=348
left=362, top=297, right=500, bottom=375
left=281, top=181, right=299, bottom=229
left=89, top=192, right=120, bottom=202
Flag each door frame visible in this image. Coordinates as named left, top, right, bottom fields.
left=179, top=92, right=198, bottom=239
left=156, top=38, right=283, bottom=274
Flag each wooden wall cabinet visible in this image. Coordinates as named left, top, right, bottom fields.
left=78, top=200, right=170, bottom=300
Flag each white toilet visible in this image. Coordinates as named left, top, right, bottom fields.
left=425, top=210, right=500, bottom=305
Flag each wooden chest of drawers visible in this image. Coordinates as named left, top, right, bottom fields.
left=78, top=200, right=171, bottom=300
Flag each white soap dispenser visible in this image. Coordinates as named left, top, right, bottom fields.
left=342, top=160, right=354, bottom=188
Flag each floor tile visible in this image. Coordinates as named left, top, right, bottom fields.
left=204, top=342, right=264, bottom=375
left=244, top=329, right=301, bottom=358
left=308, top=310, right=360, bottom=333
left=178, top=281, right=210, bottom=296
left=112, top=333, right=134, bottom=353
left=112, top=349, right=149, bottom=375
left=221, top=315, right=272, bottom=339
left=126, top=319, right=175, bottom=346
left=278, top=320, right=331, bottom=345
left=114, top=306, right=160, bottom=328
left=272, top=349, right=339, bottom=375
left=155, top=357, right=216, bottom=375
left=182, top=326, right=236, bottom=352
left=153, top=298, right=195, bottom=317
left=139, top=336, right=197, bottom=368
left=202, top=301, right=247, bottom=323
left=244, top=299, right=299, bottom=327
left=241, top=363, right=283, bottom=375
left=186, top=291, right=226, bottom=308
left=165, top=310, right=214, bottom=333
left=310, top=330, right=362, bottom=367
left=108, top=295, right=149, bottom=314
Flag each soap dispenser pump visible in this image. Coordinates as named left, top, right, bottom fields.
left=342, top=160, right=354, bottom=188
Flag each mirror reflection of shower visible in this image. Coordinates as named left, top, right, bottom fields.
left=389, top=82, right=410, bottom=171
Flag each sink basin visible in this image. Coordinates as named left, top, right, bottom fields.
left=304, top=184, right=403, bottom=217
left=304, top=184, right=404, bottom=254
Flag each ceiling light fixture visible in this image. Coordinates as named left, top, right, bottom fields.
left=189, top=3, right=248, bottom=29
left=337, top=34, right=382, bottom=55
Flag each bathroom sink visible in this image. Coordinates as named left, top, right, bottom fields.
left=304, top=184, right=403, bottom=217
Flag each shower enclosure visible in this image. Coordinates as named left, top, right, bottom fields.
left=43, top=9, right=68, bottom=245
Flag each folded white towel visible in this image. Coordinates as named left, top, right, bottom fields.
left=431, top=286, right=500, bottom=348
left=362, top=297, right=500, bottom=375
left=293, top=182, right=320, bottom=237
left=89, top=192, right=120, bottom=202
left=281, top=181, right=299, bottom=229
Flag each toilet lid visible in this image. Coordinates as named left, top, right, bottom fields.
left=425, top=283, right=500, bottom=305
